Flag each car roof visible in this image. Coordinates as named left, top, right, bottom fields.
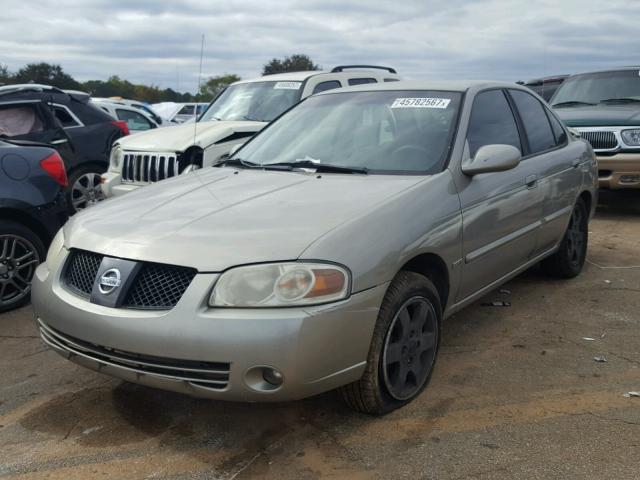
left=567, top=66, right=640, bottom=77
left=232, top=67, right=399, bottom=85
left=313, top=80, right=523, bottom=95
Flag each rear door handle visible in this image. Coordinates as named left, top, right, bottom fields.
left=50, top=138, right=68, bottom=145
left=525, top=175, right=538, bottom=188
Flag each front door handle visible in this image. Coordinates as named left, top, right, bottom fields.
left=572, top=158, right=581, bottom=168
left=525, top=174, right=538, bottom=188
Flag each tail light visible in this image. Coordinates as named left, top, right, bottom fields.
left=40, top=152, right=68, bottom=187
left=112, top=120, right=130, bottom=136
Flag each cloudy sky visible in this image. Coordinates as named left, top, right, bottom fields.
left=2, top=0, right=639, bottom=93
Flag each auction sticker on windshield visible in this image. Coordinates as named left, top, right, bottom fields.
left=274, top=82, right=302, bottom=90
left=391, top=98, right=451, bottom=109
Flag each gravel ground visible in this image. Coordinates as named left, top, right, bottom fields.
left=1, top=189, right=639, bottom=480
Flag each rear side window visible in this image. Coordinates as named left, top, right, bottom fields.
left=546, top=110, right=568, bottom=145
left=466, top=90, right=521, bottom=157
left=509, top=90, right=556, bottom=154
left=54, top=106, right=81, bottom=128
left=178, top=105, right=195, bottom=115
left=312, top=81, right=341, bottom=94
left=348, top=78, right=377, bottom=86
left=116, top=109, right=154, bottom=131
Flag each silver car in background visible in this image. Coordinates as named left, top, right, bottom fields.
left=32, top=81, right=597, bottom=415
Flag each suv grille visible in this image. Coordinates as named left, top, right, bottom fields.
left=122, top=153, right=179, bottom=183
left=63, top=250, right=196, bottom=310
left=39, top=321, right=230, bottom=390
left=123, top=263, right=197, bottom=309
left=580, top=131, right=618, bottom=151
left=65, top=250, right=103, bottom=295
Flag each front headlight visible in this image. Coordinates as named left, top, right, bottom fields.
left=45, top=228, right=65, bottom=267
left=621, top=129, right=640, bottom=146
left=210, top=262, right=350, bottom=307
left=109, top=144, right=122, bottom=168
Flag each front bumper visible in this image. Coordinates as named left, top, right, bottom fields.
left=32, top=249, right=386, bottom=402
left=596, top=152, right=640, bottom=189
left=101, top=172, right=142, bottom=198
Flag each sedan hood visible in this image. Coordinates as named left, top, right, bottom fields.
left=64, top=168, right=426, bottom=271
left=116, top=120, right=266, bottom=152
left=555, top=105, right=640, bottom=127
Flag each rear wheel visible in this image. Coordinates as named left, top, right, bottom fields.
left=0, top=221, right=45, bottom=313
left=541, top=198, right=588, bottom=278
left=67, top=165, right=106, bottom=213
left=340, top=271, right=441, bottom=415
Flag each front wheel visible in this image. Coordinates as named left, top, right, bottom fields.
left=0, top=221, right=45, bottom=313
left=541, top=198, right=588, bottom=278
left=340, top=271, right=441, bottom=415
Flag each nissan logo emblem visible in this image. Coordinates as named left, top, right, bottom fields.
left=98, top=268, right=122, bottom=295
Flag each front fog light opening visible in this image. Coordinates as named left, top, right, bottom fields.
left=245, top=366, right=284, bottom=392
left=620, top=174, right=640, bottom=184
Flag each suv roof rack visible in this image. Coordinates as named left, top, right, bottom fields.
left=331, top=65, right=397, bottom=74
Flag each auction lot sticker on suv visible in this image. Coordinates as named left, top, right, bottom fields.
left=391, top=97, right=451, bottom=108
left=274, top=81, right=302, bottom=89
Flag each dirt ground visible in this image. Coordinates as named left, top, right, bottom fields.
left=1, top=190, right=639, bottom=480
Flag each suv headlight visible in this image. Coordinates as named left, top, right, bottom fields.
left=109, top=144, right=122, bottom=168
left=621, top=129, right=640, bottom=146
left=210, top=262, right=350, bottom=307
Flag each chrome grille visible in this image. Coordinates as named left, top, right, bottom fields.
left=63, top=250, right=196, bottom=309
left=65, top=250, right=103, bottom=296
left=39, top=321, right=230, bottom=390
left=123, top=263, right=197, bottom=309
left=121, top=152, right=179, bottom=183
left=579, top=131, right=618, bottom=151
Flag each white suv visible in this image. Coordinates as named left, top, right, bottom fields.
left=102, top=66, right=399, bottom=197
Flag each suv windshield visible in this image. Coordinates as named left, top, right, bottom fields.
left=551, top=70, right=640, bottom=107
left=199, top=81, right=303, bottom=123
left=231, top=90, right=462, bottom=174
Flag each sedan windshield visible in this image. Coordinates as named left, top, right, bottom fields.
left=199, top=81, right=303, bottom=123
left=230, top=90, right=462, bottom=174
left=551, top=70, right=640, bottom=107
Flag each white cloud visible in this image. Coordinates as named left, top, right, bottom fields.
left=1, top=0, right=639, bottom=92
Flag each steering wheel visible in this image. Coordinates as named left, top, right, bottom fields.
left=391, top=144, right=429, bottom=164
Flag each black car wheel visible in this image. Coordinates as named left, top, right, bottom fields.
left=541, top=198, right=588, bottom=278
left=68, top=166, right=105, bottom=213
left=0, top=221, right=45, bottom=313
left=340, top=271, right=441, bottom=415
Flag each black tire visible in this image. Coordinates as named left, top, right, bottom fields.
left=67, top=164, right=106, bottom=214
left=541, top=198, right=588, bottom=278
left=0, top=220, right=45, bottom=313
left=340, top=271, right=441, bottom=415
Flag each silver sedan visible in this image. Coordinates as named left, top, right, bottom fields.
left=32, top=81, right=597, bottom=415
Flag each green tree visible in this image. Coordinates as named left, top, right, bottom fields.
left=13, top=63, right=81, bottom=90
left=262, top=54, right=320, bottom=76
left=0, top=64, right=12, bottom=85
left=199, top=74, right=241, bottom=101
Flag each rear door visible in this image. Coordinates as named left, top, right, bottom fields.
left=507, top=89, right=581, bottom=253
left=457, top=89, right=544, bottom=300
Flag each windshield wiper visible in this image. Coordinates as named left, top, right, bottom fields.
left=551, top=101, right=596, bottom=108
left=263, top=160, right=368, bottom=174
left=599, top=97, right=640, bottom=105
left=215, top=157, right=261, bottom=169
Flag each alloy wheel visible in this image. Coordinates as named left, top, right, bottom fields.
left=71, top=173, right=104, bottom=211
left=382, top=296, right=438, bottom=400
left=565, top=204, right=585, bottom=265
left=0, top=235, right=40, bottom=308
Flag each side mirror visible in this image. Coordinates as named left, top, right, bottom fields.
left=462, top=144, right=521, bottom=176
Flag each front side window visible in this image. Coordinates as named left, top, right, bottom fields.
left=0, top=106, right=44, bottom=136
left=510, top=90, right=556, bottom=154
left=233, top=90, right=462, bottom=174
left=312, top=81, right=342, bottom=94
left=466, top=90, right=521, bottom=158
left=200, top=81, right=303, bottom=123
left=551, top=70, right=640, bottom=106
left=117, top=109, right=153, bottom=131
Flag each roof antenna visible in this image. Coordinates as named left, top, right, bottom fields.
left=193, top=33, right=205, bottom=149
